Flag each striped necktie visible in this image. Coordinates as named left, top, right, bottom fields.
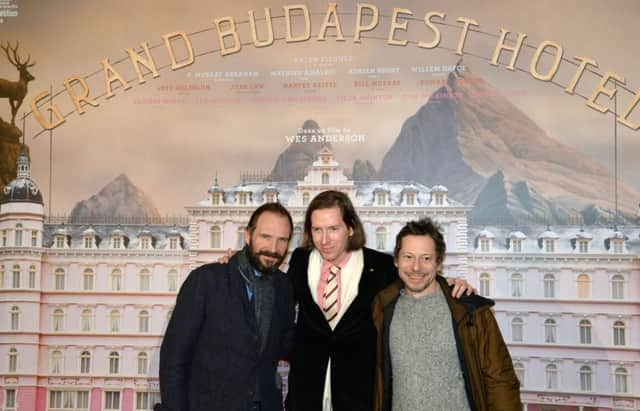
left=323, top=265, right=340, bottom=325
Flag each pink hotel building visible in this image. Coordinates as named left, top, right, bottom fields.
left=1, top=148, right=638, bottom=410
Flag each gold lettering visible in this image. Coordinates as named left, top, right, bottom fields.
left=126, top=42, right=160, bottom=84
left=455, top=17, right=479, bottom=55
left=418, top=11, right=445, bottom=49
left=490, top=28, right=527, bottom=70
left=317, top=3, right=345, bottom=41
left=586, top=71, right=625, bottom=113
left=64, top=76, right=99, bottom=114
left=248, top=8, right=274, bottom=47
left=354, top=3, right=378, bottom=43
left=214, top=17, right=241, bottom=56
left=618, top=89, right=640, bottom=130
left=564, top=55, right=598, bottom=95
left=530, top=40, right=563, bottom=81
left=101, top=59, right=131, bottom=99
left=30, top=91, right=65, bottom=130
left=283, top=4, right=311, bottom=43
left=387, top=8, right=413, bottom=46
left=162, top=31, right=194, bottom=70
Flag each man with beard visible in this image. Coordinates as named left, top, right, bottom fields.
left=156, top=203, right=296, bottom=411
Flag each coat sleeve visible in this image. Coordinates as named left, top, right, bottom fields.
left=158, top=267, right=208, bottom=411
left=477, top=309, right=522, bottom=411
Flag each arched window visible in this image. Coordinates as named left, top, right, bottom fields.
left=613, top=320, right=626, bottom=346
left=321, top=172, right=329, bottom=184
left=139, top=269, right=151, bottom=291
left=544, top=274, right=555, bottom=298
left=54, top=268, right=65, bottom=290
left=51, top=350, right=63, bottom=374
left=15, top=223, right=23, bottom=246
left=137, top=352, right=148, bottom=375
left=53, top=308, right=64, bottom=332
left=110, top=269, right=122, bottom=291
left=577, top=274, right=590, bottom=298
left=579, top=365, right=592, bottom=391
left=10, top=306, right=19, bottom=330
left=108, top=351, right=120, bottom=374
left=545, top=364, right=558, bottom=389
left=82, top=268, right=94, bottom=291
left=139, top=310, right=150, bottom=333
left=302, top=192, right=310, bottom=206
left=511, top=317, right=524, bottom=342
left=615, top=367, right=629, bottom=393
left=479, top=273, right=490, bottom=297
left=167, top=269, right=178, bottom=292
left=12, top=264, right=20, bottom=288
left=80, top=351, right=91, bottom=374
left=375, top=227, right=387, bottom=250
left=28, top=265, right=36, bottom=288
left=81, top=309, right=93, bottom=332
left=611, top=274, right=625, bottom=299
left=544, top=319, right=557, bottom=343
left=8, top=347, right=17, bottom=372
left=579, top=319, right=592, bottom=344
left=236, top=226, right=246, bottom=250
left=210, top=225, right=222, bottom=249
left=109, top=310, right=120, bottom=332
left=513, top=361, right=525, bottom=387
left=511, top=273, right=523, bottom=297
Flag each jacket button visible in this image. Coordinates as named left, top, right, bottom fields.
left=248, top=389, right=254, bottom=397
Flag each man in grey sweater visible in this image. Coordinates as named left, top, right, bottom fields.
left=373, top=218, right=521, bottom=411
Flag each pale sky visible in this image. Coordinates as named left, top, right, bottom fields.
left=1, top=0, right=638, bottom=214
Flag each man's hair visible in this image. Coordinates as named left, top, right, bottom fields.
left=247, top=202, right=293, bottom=239
left=301, top=190, right=366, bottom=250
left=394, top=218, right=446, bottom=266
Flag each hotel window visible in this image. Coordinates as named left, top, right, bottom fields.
left=211, top=193, right=221, bottom=205
left=15, top=223, right=23, bottom=246
left=10, top=306, right=19, bottom=330
left=5, top=389, right=16, bottom=409
left=613, top=321, right=626, bottom=346
left=31, top=230, right=38, bottom=247
left=137, top=352, right=148, bottom=374
left=111, top=269, right=122, bottom=291
left=611, top=274, right=624, bottom=299
left=238, top=192, right=248, bottom=205
left=80, top=351, right=91, bottom=374
left=139, top=310, right=150, bottom=333
left=169, top=236, right=179, bottom=250
left=511, top=273, right=523, bottom=297
left=375, top=227, right=387, bottom=250
left=545, top=364, right=558, bottom=390
left=112, top=236, right=121, bottom=249
left=105, top=391, right=121, bottom=410
left=513, top=362, right=525, bottom=387
left=168, top=269, right=178, bottom=292
left=544, top=319, right=557, bottom=343
left=434, top=192, right=444, bottom=205
left=1, top=229, right=6, bottom=246
left=405, top=192, right=415, bottom=205
left=12, top=264, right=20, bottom=288
left=265, top=192, right=277, bottom=203
left=236, top=226, right=246, bottom=250
left=578, top=239, right=589, bottom=253
left=55, top=235, right=66, bottom=248
left=544, top=239, right=555, bottom=253
left=108, top=351, right=120, bottom=374
left=479, top=238, right=490, bottom=252
left=579, top=365, right=593, bottom=391
left=8, top=347, right=17, bottom=372
left=140, top=236, right=151, bottom=250
left=81, top=309, right=93, bottom=332
left=612, top=240, right=624, bottom=253
left=51, top=350, right=63, bottom=374
left=139, top=269, right=151, bottom=291
left=109, top=310, right=121, bottom=332
left=320, top=172, right=329, bottom=185
left=83, top=236, right=93, bottom=249
left=82, top=269, right=94, bottom=291
left=136, top=392, right=161, bottom=411
left=210, top=226, right=222, bottom=249
left=375, top=192, right=386, bottom=205
left=53, top=308, right=65, bottom=332
left=302, top=192, right=310, bottom=206
left=511, top=239, right=522, bottom=252
left=615, top=367, right=629, bottom=393
left=544, top=274, right=556, bottom=298
left=479, top=273, right=490, bottom=297
left=55, top=268, right=65, bottom=290
left=29, top=265, right=36, bottom=288
left=577, top=274, right=590, bottom=299
left=511, top=317, right=523, bottom=342
left=579, top=319, right=592, bottom=344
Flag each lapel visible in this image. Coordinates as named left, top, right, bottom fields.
left=230, top=254, right=260, bottom=345
left=255, top=275, right=275, bottom=355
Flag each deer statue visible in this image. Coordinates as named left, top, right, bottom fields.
left=0, top=41, right=36, bottom=126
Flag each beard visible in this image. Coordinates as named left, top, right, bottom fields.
left=246, top=241, right=285, bottom=274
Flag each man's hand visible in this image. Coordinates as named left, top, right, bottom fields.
left=216, top=248, right=234, bottom=264
left=446, top=277, right=476, bottom=299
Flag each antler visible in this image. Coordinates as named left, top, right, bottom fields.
left=1, top=41, right=35, bottom=68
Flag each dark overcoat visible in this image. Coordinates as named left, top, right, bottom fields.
left=285, top=247, right=396, bottom=411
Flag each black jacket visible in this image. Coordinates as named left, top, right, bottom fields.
left=156, top=251, right=296, bottom=411
left=285, top=247, right=397, bottom=411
